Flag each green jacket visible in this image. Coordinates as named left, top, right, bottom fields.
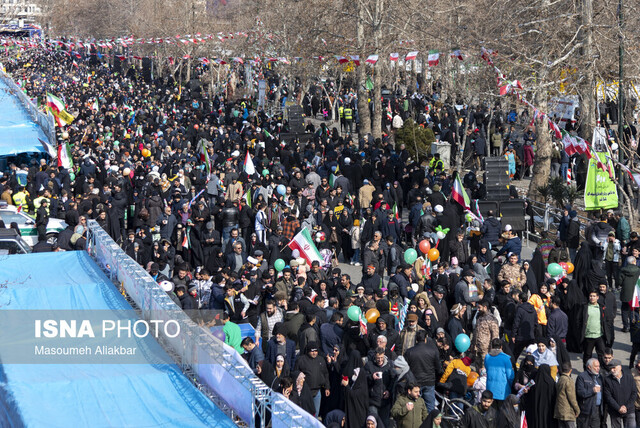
left=391, top=394, right=428, bottom=428
left=223, top=321, right=244, bottom=354
left=620, top=264, right=640, bottom=303
left=618, top=217, right=631, bottom=244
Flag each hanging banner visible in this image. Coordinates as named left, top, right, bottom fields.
left=584, top=151, right=618, bottom=210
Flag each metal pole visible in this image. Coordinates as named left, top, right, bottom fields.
left=618, top=0, right=624, bottom=162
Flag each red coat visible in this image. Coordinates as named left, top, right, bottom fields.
left=524, top=144, right=535, bottom=166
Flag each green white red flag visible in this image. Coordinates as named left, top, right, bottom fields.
left=451, top=172, right=470, bottom=210
left=287, top=228, right=323, bottom=266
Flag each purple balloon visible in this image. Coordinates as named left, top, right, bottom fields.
left=211, top=327, right=225, bottom=342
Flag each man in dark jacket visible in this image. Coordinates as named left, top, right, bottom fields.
left=480, top=211, right=501, bottom=247
left=35, top=198, right=49, bottom=242
left=365, top=348, right=394, bottom=426
left=461, top=390, right=497, bottom=428
left=603, top=359, right=638, bottom=427
left=546, top=295, right=568, bottom=341
left=598, top=282, right=617, bottom=348
left=576, top=358, right=604, bottom=428
left=403, top=330, right=442, bottom=412
left=511, top=292, right=537, bottom=360
left=619, top=257, right=640, bottom=333
left=293, top=342, right=330, bottom=417
left=567, top=210, right=581, bottom=262
left=265, top=323, right=297, bottom=370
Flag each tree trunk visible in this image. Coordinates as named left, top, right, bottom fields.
left=356, top=2, right=371, bottom=136
left=528, top=96, right=552, bottom=199
left=372, top=66, right=382, bottom=140
left=578, top=0, right=595, bottom=141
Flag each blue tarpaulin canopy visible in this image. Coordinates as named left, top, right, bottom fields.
left=0, top=77, right=48, bottom=156
left=0, top=252, right=236, bottom=428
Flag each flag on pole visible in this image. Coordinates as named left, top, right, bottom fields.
left=243, top=188, right=252, bottom=208
left=38, top=138, right=57, bottom=158
left=365, top=54, right=379, bottom=64
left=72, top=60, right=79, bottom=68
left=91, top=98, right=99, bottom=111
left=451, top=49, right=464, bottom=60
left=329, top=172, right=336, bottom=187
left=392, top=202, right=400, bottom=220
left=452, top=172, right=471, bottom=210
left=349, top=55, right=360, bottom=66
left=57, top=141, right=73, bottom=169
left=287, top=228, right=324, bottom=266
left=244, top=151, right=256, bottom=175
left=46, top=93, right=74, bottom=126
left=359, top=313, right=368, bottom=336
left=335, top=55, right=349, bottom=64
left=405, top=51, right=419, bottom=61
left=199, top=140, right=211, bottom=175
left=389, top=53, right=399, bottom=61
left=428, top=50, right=440, bottom=66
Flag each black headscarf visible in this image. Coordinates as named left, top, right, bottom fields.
left=342, top=350, right=369, bottom=428
left=574, top=241, right=593, bottom=296
left=550, top=336, right=570, bottom=368
left=420, top=409, right=443, bottom=428
left=530, top=364, right=557, bottom=428
left=497, top=394, right=520, bottom=428
left=558, top=279, right=585, bottom=352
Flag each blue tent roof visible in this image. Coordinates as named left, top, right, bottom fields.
left=0, top=252, right=236, bottom=428
left=0, top=77, right=47, bottom=156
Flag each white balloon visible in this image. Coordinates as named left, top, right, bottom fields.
left=61, top=131, right=69, bottom=139
left=292, top=249, right=300, bottom=258
left=411, top=283, right=419, bottom=293
left=437, top=231, right=446, bottom=240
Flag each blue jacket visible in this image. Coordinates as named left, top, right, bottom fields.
left=484, top=350, right=514, bottom=400
left=496, top=236, right=522, bottom=259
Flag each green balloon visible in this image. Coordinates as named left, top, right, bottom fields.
left=274, top=258, right=285, bottom=272
left=547, top=263, right=562, bottom=277
left=262, top=169, right=269, bottom=177
left=69, top=172, right=76, bottom=181
left=404, top=248, right=418, bottom=264
left=347, top=305, right=362, bottom=322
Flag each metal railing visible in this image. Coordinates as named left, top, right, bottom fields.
left=85, top=220, right=321, bottom=428
left=523, top=198, right=591, bottom=240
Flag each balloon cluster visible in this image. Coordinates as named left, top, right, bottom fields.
left=547, top=262, right=574, bottom=283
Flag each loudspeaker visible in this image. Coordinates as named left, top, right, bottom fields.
left=499, top=199, right=526, bottom=231
left=142, top=58, right=153, bottom=83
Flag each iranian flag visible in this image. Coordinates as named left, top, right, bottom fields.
left=365, top=54, right=379, bottom=64
left=57, top=140, right=73, bottom=169
left=287, top=228, right=323, bottom=266
left=452, top=172, right=471, bottom=210
left=389, top=53, right=399, bottom=61
left=335, top=55, right=349, bottom=64
left=199, top=140, right=211, bottom=174
left=244, top=151, right=256, bottom=175
left=428, top=50, right=440, bottom=66
left=392, top=202, right=400, bottom=220
left=632, top=278, right=640, bottom=308
left=46, top=93, right=74, bottom=126
left=451, top=49, right=464, bottom=61
left=349, top=55, right=360, bottom=66
left=405, top=51, right=419, bottom=61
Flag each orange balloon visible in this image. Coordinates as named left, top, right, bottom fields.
left=566, top=262, right=574, bottom=274
left=141, top=148, right=151, bottom=157
left=428, top=248, right=440, bottom=262
left=365, top=308, right=380, bottom=323
left=419, top=240, right=431, bottom=254
left=467, top=371, right=479, bottom=387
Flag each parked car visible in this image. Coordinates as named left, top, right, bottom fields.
left=0, top=201, right=66, bottom=246
left=0, top=229, right=32, bottom=254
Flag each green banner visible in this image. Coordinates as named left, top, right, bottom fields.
left=584, top=151, right=618, bottom=210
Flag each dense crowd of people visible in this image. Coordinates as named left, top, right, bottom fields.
left=3, top=50, right=640, bottom=428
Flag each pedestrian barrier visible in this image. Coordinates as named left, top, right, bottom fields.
left=86, top=220, right=320, bottom=428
